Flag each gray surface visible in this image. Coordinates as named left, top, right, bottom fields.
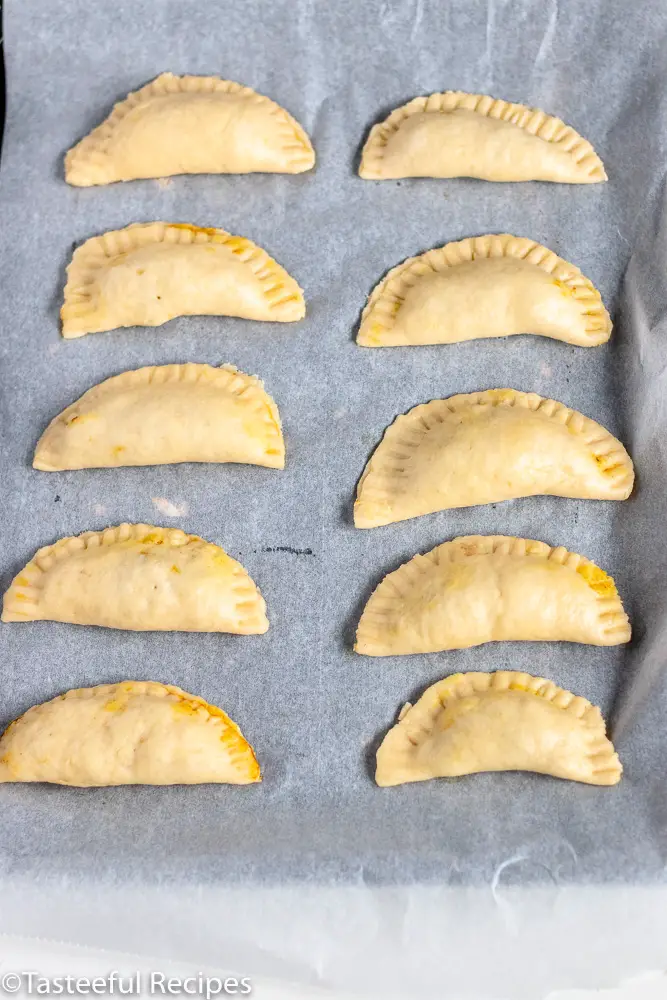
left=0, top=0, right=666, bottom=886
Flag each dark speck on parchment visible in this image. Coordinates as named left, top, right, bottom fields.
left=257, top=546, right=314, bottom=556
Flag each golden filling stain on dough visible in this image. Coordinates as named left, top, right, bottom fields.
left=576, top=562, right=618, bottom=598
left=103, top=698, right=128, bottom=713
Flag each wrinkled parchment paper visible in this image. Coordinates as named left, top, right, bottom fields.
left=3, top=883, right=667, bottom=1000
left=1, top=0, right=667, bottom=993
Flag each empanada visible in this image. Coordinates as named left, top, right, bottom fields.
left=354, top=389, right=633, bottom=528
left=66, top=73, right=315, bottom=185
left=355, top=535, right=630, bottom=655
left=360, top=92, right=606, bottom=183
left=375, top=671, right=621, bottom=787
left=2, top=524, right=268, bottom=634
left=0, top=681, right=260, bottom=786
left=62, top=222, right=305, bottom=338
left=357, top=235, right=611, bottom=348
left=34, top=364, right=284, bottom=472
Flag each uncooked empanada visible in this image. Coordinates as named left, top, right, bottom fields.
left=360, top=92, right=606, bottom=183
left=354, top=389, right=633, bottom=528
left=66, top=73, right=315, bottom=185
left=357, top=235, right=611, bottom=348
left=2, top=524, right=268, bottom=633
left=375, top=671, right=621, bottom=787
left=0, top=681, right=260, bottom=786
left=34, top=364, right=284, bottom=472
left=62, top=222, right=305, bottom=338
left=355, top=535, right=630, bottom=655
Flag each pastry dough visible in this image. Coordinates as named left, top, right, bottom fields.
left=61, top=222, right=305, bottom=338
left=34, top=364, right=285, bottom=472
left=355, top=535, right=630, bottom=655
left=360, top=92, right=606, bottom=182
left=375, top=671, right=621, bottom=787
left=357, top=235, right=611, bottom=348
left=1, top=524, right=268, bottom=634
left=0, top=681, right=260, bottom=786
left=354, top=389, right=633, bottom=527
left=66, top=72, right=315, bottom=185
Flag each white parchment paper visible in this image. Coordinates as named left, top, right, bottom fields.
left=1, top=0, right=667, bottom=992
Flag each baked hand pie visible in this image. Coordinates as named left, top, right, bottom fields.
left=354, top=389, right=633, bottom=528
left=359, top=92, right=606, bottom=183
left=2, top=524, right=268, bottom=634
left=375, top=671, right=621, bottom=787
left=355, top=535, right=630, bottom=655
left=357, top=235, right=611, bottom=348
left=0, top=681, right=260, bottom=786
left=61, top=222, right=305, bottom=338
left=34, top=364, right=284, bottom=472
left=65, top=72, right=315, bottom=185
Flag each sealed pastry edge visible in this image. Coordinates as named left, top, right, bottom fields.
left=375, top=670, right=622, bottom=787
left=353, top=388, right=634, bottom=527
left=357, top=234, right=611, bottom=348
left=359, top=91, right=606, bottom=182
left=355, top=534, right=632, bottom=654
left=65, top=72, right=315, bottom=185
left=61, top=221, right=306, bottom=337
left=1, top=523, right=269, bottom=634
left=0, top=680, right=262, bottom=786
left=33, top=362, right=285, bottom=471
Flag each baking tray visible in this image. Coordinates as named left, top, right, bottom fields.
left=0, top=0, right=666, bottom=887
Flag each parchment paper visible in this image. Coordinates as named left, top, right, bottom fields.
left=1, top=0, right=667, bottom=902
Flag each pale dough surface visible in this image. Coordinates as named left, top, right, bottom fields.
left=62, top=222, right=305, bottom=338
left=65, top=72, right=315, bottom=185
left=0, top=681, right=260, bottom=786
left=34, top=364, right=285, bottom=471
left=355, top=535, right=631, bottom=655
left=360, top=92, right=606, bottom=182
left=375, top=671, right=621, bottom=787
left=1, top=524, right=269, bottom=634
left=354, top=389, right=634, bottom=527
left=357, top=235, right=611, bottom=348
